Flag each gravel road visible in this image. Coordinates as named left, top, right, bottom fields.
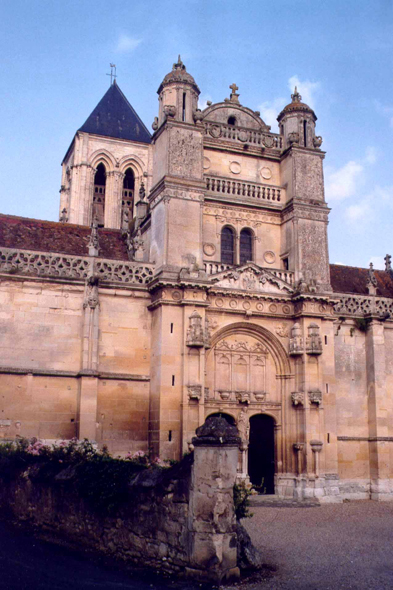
left=227, top=500, right=393, bottom=590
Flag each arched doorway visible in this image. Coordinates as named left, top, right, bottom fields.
left=248, top=414, right=275, bottom=494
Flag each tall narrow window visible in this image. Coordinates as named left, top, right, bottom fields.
left=239, top=228, right=253, bottom=265
left=303, top=120, right=307, bottom=147
left=221, top=227, right=235, bottom=265
left=93, top=163, right=106, bottom=227
left=182, top=93, right=186, bottom=122
left=122, top=168, right=134, bottom=229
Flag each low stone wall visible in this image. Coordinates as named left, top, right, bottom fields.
left=0, top=418, right=241, bottom=584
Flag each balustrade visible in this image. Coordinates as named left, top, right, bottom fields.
left=205, top=175, right=282, bottom=204
left=204, top=122, right=283, bottom=150
left=0, top=247, right=154, bottom=286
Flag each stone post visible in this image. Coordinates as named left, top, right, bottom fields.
left=310, top=440, right=323, bottom=477
left=188, top=417, right=241, bottom=584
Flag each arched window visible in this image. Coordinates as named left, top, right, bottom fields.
left=122, top=168, right=134, bottom=229
left=228, top=116, right=236, bottom=126
left=240, top=228, right=253, bottom=265
left=221, top=227, right=235, bottom=265
left=93, top=163, right=106, bottom=227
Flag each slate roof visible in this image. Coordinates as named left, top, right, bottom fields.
left=78, top=81, right=151, bottom=144
left=0, top=215, right=128, bottom=261
left=330, top=264, right=393, bottom=298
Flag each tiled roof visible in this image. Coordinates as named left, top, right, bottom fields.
left=0, top=214, right=129, bottom=261
left=330, top=264, right=393, bottom=298
left=78, top=81, right=151, bottom=144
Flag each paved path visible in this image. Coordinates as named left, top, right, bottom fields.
left=231, top=500, right=393, bottom=589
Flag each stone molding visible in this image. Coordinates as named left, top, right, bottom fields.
left=0, top=366, right=150, bottom=381
left=337, top=436, right=393, bottom=442
left=0, top=247, right=154, bottom=286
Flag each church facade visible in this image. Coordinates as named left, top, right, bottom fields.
left=1, top=58, right=393, bottom=501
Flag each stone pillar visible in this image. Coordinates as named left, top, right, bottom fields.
left=188, top=417, right=241, bottom=584
left=310, top=440, right=323, bottom=477
left=77, top=376, right=98, bottom=441
left=365, top=316, right=391, bottom=500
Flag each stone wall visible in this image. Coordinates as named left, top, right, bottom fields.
left=0, top=417, right=241, bottom=584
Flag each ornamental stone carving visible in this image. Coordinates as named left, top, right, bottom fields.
left=188, top=385, right=202, bottom=400
left=291, top=392, right=304, bottom=406
left=289, top=323, right=304, bottom=355
left=163, top=105, right=176, bottom=118
left=186, top=311, right=205, bottom=347
left=59, top=208, right=68, bottom=223
left=313, top=136, right=323, bottom=149
left=275, top=323, right=289, bottom=338
left=308, top=389, right=322, bottom=405
left=237, top=407, right=249, bottom=450
left=305, top=323, right=323, bottom=355
left=88, top=218, right=100, bottom=257
left=288, top=131, right=300, bottom=146
left=235, top=391, right=250, bottom=404
left=83, top=275, right=99, bottom=310
left=193, top=109, right=204, bottom=124
left=366, top=263, right=378, bottom=296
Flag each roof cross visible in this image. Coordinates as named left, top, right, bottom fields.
left=229, top=83, right=240, bottom=104
left=106, top=63, right=117, bottom=86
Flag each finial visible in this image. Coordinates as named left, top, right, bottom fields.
left=173, top=55, right=185, bottom=70
left=88, top=216, right=100, bottom=257
left=367, top=262, right=378, bottom=294
left=59, top=208, right=68, bottom=223
left=291, top=86, right=302, bottom=103
left=229, top=83, right=240, bottom=104
left=385, top=254, right=392, bottom=273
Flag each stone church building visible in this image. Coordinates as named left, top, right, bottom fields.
left=1, top=57, right=393, bottom=501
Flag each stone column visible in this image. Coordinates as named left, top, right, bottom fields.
left=365, top=316, right=391, bottom=500
left=310, top=440, right=323, bottom=477
left=188, top=417, right=241, bottom=584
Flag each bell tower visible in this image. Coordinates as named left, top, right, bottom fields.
left=278, top=89, right=331, bottom=292
left=149, top=57, right=205, bottom=271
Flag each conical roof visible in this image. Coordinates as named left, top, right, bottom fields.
left=78, top=81, right=151, bottom=143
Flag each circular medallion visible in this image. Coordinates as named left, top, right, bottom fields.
left=172, top=290, right=182, bottom=301
left=210, top=125, right=222, bottom=138
left=237, top=130, right=248, bottom=142
left=203, top=157, right=211, bottom=170
left=256, top=302, right=264, bottom=312
left=229, top=161, right=241, bottom=174
left=243, top=300, right=251, bottom=310
left=229, top=299, right=238, bottom=309
left=215, top=298, right=224, bottom=308
left=269, top=303, right=278, bottom=313
left=203, top=243, right=216, bottom=257
left=319, top=304, right=327, bottom=313
left=263, top=251, right=276, bottom=264
left=263, top=135, right=274, bottom=148
left=282, top=304, right=291, bottom=315
left=260, top=167, right=272, bottom=180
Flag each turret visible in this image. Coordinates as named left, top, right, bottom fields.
left=278, top=88, right=322, bottom=150
left=156, top=56, right=200, bottom=127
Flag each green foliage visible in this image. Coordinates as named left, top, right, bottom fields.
left=233, top=481, right=253, bottom=520
left=0, top=438, right=169, bottom=515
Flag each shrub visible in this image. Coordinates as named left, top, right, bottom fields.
left=233, top=481, right=253, bottom=520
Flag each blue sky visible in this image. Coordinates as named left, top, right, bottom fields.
left=1, top=0, right=392, bottom=269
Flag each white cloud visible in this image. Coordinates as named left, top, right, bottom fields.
left=258, top=98, right=286, bottom=131
left=369, top=256, right=385, bottom=270
left=325, top=147, right=378, bottom=201
left=198, top=95, right=212, bottom=110
left=325, top=160, right=364, bottom=201
left=345, top=200, right=371, bottom=223
left=288, top=75, right=320, bottom=109
left=115, top=34, right=142, bottom=54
